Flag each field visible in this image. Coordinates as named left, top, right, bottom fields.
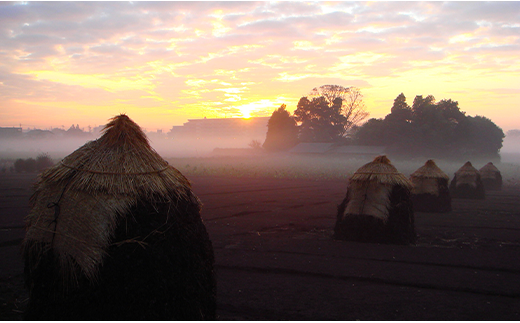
left=168, top=154, right=520, bottom=185
left=1, top=156, right=520, bottom=320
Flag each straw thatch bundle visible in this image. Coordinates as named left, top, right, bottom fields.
left=410, top=160, right=451, bottom=213
left=22, top=114, right=216, bottom=320
left=449, top=161, right=485, bottom=199
left=333, top=155, right=416, bottom=245
left=479, top=162, right=502, bottom=191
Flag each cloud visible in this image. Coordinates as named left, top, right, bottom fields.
left=0, top=1, right=518, bottom=130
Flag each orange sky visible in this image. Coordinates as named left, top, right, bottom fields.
left=0, top=1, right=519, bottom=132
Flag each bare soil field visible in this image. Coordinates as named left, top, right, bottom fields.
left=1, top=173, right=520, bottom=320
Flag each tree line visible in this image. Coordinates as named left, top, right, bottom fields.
left=263, top=86, right=505, bottom=159
left=263, top=85, right=368, bottom=150
left=11, top=154, right=54, bottom=173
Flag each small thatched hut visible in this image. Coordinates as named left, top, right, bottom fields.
left=22, top=114, right=216, bottom=320
left=449, top=161, right=485, bottom=199
left=410, top=160, right=451, bottom=213
left=479, top=162, right=502, bottom=191
left=333, top=155, right=416, bottom=245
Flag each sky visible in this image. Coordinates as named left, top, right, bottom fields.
left=0, top=1, right=519, bottom=133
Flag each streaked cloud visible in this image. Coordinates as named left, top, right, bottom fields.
left=0, top=1, right=518, bottom=131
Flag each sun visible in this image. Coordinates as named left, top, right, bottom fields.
left=235, top=99, right=277, bottom=119
left=240, top=110, right=252, bottom=119
left=237, top=104, right=253, bottom=119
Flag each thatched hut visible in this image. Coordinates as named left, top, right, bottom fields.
left=333, top=155, right=416, bottom=245
left=410, top=160, right=452, bottom=213
left=22, top=114, right=216, bottom=320
left=479, top=162, right=502, bottom=191
left=449, top=161, right=485, bottom=199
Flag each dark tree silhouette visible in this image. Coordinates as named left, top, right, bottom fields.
left=354, top=118, right=387, bottom=146
left=293, top=96, right=345, bottom=142
left=463, top=115, right=505, bottom=156
left=262, top=104, right=299, bottom=151
left=354, top=93, right=505, bottom=159
left=309, top=85, right=369, bottom=132
left=35, top=153, right=54, bottom=172
left=386, top=93, right=412, bottom=123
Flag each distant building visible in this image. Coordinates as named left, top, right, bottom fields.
left=289, top=143, right=386, bottom=157
left=168, top=117, right=269, bottom=140
left=329, top=145, right=386, bottom=157
left=289, top=143, right=335, bottom=154
left=25, top=129, right=55, bottom=139
left=0, top=127, right=23, bottom=138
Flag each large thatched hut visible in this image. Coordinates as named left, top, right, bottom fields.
left=449, top=161, right=485, bottom=199
left=479, top=162, right=502, bottom=191
left=333, top=155, right=416, bottom=245
left=22, top=114, right=216, bottom=320
left=410, top=160, right=451, bottom=213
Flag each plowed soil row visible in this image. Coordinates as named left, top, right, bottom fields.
left=1, top=173, right=519, bottom=320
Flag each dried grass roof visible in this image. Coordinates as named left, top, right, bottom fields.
left=410, top=159, right=449, bottom=180
left=35, top=114, right=191, bottom=202
left=479, top=162, right=500, bottom=174
left=455, top=161, right=479, bottom=176
left=24, top=114, right=197, bottom=284
left=350, top=155, right=412, bottom=189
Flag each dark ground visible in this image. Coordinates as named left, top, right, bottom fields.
left=1, top=173, right=520, bottom=320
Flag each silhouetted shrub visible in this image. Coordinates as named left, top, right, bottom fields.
left=263, top=104, right=299, bottom=151
left=14, top=157, right=43, bottom=173
left=14, top=159, right=25, bottom=173
left=249, top=140, right=263, bottom=150
left=36, top=153, right=54, bottom=172
left=24, top=158, right=36, bottom=172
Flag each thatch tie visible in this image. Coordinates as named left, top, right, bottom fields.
left=60, top=161, right=169, bottom=175
left=360, top=181, right=371, bottom=215
left=46, top=171, right=75, bottom=245
left=355, top=172, right=402, bottom=175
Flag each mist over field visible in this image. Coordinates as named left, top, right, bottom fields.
left=2, top=132, right=520, bottom=186
left=0, top=134, right=261, bottom=159
left=1, top=130, right=519, bottom=158
left=1, top=132, right=520, bottom=159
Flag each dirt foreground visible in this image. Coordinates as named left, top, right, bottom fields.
left=1, top=173, right=520, bottom=320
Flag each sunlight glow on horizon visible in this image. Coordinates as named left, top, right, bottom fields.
left=0, top=2, right=518, bottom=131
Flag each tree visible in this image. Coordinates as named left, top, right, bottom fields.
left=463, top=115, right=505, bottom=156
left=249, top=140, right=263, bottom=150
left=293, top=96, right=345, bottom=142
left=412, top=94, right=436, bottom=125
left=14, top=159, right=25, bottom=173
left=354, top=118, right=387, bottom=146
left=262, top=104, right=299, bottom=151
left=354, top=93, right=505, bottom=159
left=36, top=153, right=54, bottom=172
left=386, top=92, right=412, bottom=123
left=309, top=85, right=369, bottom=132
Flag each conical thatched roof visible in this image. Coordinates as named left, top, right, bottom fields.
left=479, top=162, right=500, bottom=174
left=455, top=161, right=479, bottom=176
left=24, top=114, right=197, bottom=283
left=350, top=155, right=412, bottom=189
left=410, top=159, right=449, bottom=180
left=37, top=114, right=191, bottom=201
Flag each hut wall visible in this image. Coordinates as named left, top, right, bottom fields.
left=24, top=188, right=129, bottom=285
left=343, top=181, right=392, bottom=221
left=411, top=178, right=451, bottom=213
left=411, top=177, right=440, bottom=196
left=480, top=172, right=502, bottom=191
left=455, top=173, right=478, bottom=188
left=23, top=195, right=216, bottom=320
left=334, top=184, right=415, bottom=245
left=450, top=174, right=485, bottom=199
